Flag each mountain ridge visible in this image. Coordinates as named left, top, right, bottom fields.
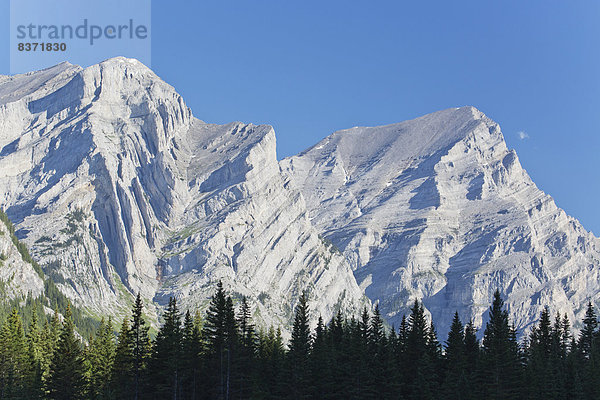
left=1, top=57, right=598, bottom=337
left=0, top=57, right=368, bottom=333
left=282, top=105, right=600, bottom=335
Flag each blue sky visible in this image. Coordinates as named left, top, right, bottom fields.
left=1, top=1, right=599, bottom=234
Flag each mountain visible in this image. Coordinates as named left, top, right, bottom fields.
left=0, top=58, right=367, bottom=330
left=0, top=209, right=45, bottom=301
left=1, top=59, right=599, bottom=337
left=281, top=106, right=600, bottom=335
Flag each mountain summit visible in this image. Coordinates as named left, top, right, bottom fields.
left=1, top=58, right=598, bottom=335
left=282, top=106, right=600, bottom=334
left=0, top=57, right=367, bottom=329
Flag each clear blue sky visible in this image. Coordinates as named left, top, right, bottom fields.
left=1, top=1, right=599, bottom=235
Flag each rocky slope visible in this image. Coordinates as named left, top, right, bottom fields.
left=282, top=106, right=600, bottom=335
left=2, top=58, right=599, bottom=337
left=0, top=211, right=45, bottom=301
left=0, top=58, right=367, bottom=329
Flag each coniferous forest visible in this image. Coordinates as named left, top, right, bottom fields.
left=1, top=283, right=600, bottom=399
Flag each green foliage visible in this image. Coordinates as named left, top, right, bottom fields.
left=149, top=297, right=182, bottom=399
left=480, top=290, right=523, bottom=400
left=45, top=305, right=86, bottom=400
left=85, top=317, right=115, bottom=399
left=0, top=308, right=28, bottom=398
left=4, top=283, right=600, bottom=399
left=111, top=318, right=134, bottom=399
left=202, top=280, right=239, bottom=399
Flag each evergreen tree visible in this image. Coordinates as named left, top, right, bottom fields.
left=309, top=316, right=330, bottom=399
left=180, top=310, right=202, bottom=400
left=111, top=318, right=134, bottom=399
left=327, top=311, right=349, bottom=399
left=368, top=305, right=392, bottom=398
left=405, top=299, right=434, bottom=399
left=149, top=297, right=183, bottom=400
left=443, top=312, right=467, bottom=400
left=86, top=317, right=115, bottom=400
left=286, top=291, right=312, bottom=399
left=0, top=308, right=27, bottom=399
left=463, top=319, right=479, bottom=400
left=24, top=312, right=44, bottom=399
left=130, top=293, right=151, bottom=400
left=578, top=302, right=597, bottom=359
left=527, top=307, right=554, bottom=399
left=426, top=321, right=443, bottom=395
left=202, top=281, right=238, bottom=400
left=480, top=290, right=522, bottom=400
left=255, top=326, right=285, bottom=398
left=39, top=309, right=61, bottom=383
left=235, top=297, right=255, bottom=399
left=46, top=304, right=85, bottom=400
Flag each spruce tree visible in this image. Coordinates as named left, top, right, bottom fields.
left=111, top=318, right=134, bottom=399
left=86, top=317, right=115, bottom=400
left=236, top=297, right=255, bottom=399
left=578, top=302, right=597, bottom=359
left=443, top=312, right=467, bottom=400
left=149, top=296, right=182, bottom=399
left=46, top=304, right=85, bottom=400
left=39, top=309, right=61, bottom=383
left=527, top=307, right=554, bottom=399
left=309, top=316, right=330, bottom=399
left=368, top=305, right=391, bottom=399
left=0, top=308, right=27, bottom=399
left=255, top=326, right=285, bottom=398
left=406, top=299, right=433, bottom=399
left=463, top=319, right=479, bottom=400
left=25, top=312, right=44, bottom=399
left=202, top=281, right=238, bottom=400
left=426, top=321, right=443, bottom=395
left=130, top=293, right=150, bottom=400
left=480, top=290, right=522, bottom=400
left=287, top=291, right=312, bottom=399
left=181, top=310, right=202, bottom=400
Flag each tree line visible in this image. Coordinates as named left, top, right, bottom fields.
left=1, top=284, right=600, bottom=399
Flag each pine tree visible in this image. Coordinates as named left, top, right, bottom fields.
left=579, top=302, right=600, bottom=399
left=255, top=326, right=285, bottom=398
left=405, top=299, right=433, bottom=399
left=236, top=297, right=255, bottom=399
left=24, top=312, right=44, bottom=399
left=46, top=304, right=85, bottom=400
left=202, top=281, right=238, bottom=400
left=130, top=293, right=150, bottom=400
left=181, top=310, right=202, bottom=400
left=86, top=318, right=115, bottom=400
left=463, top=319, right=479, bottom=400
left=443, top=312, right=467, bottom=400
left=39, top=309, right=61, bottom=383
left=149, top=296, right=183, bottom=399
left=327, top=311, right=349, bottom=399
left=426, top=320, right=443, bottom=395
left=367, top=304, right=391, bottom=399
left=287, top=291, right=312, bottom=399
left=0, top=308, right=27, bottom=399
left=578, top=302, right=597, bottom=359
left=309, top=316, right=330, bottom=399
left=111, top=318, right=134, bottom=399
left=480, top=290, right=522, bottom=400
left=527, top=307, right=554, bottom=399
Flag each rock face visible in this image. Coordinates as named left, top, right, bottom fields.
left=0, top=58, right=367, bottom=328
left=0, top=214, right=45, bottom=301
left=282, top=106, right=600, bottom=335
left=2, top=59, right=599, bottom=337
